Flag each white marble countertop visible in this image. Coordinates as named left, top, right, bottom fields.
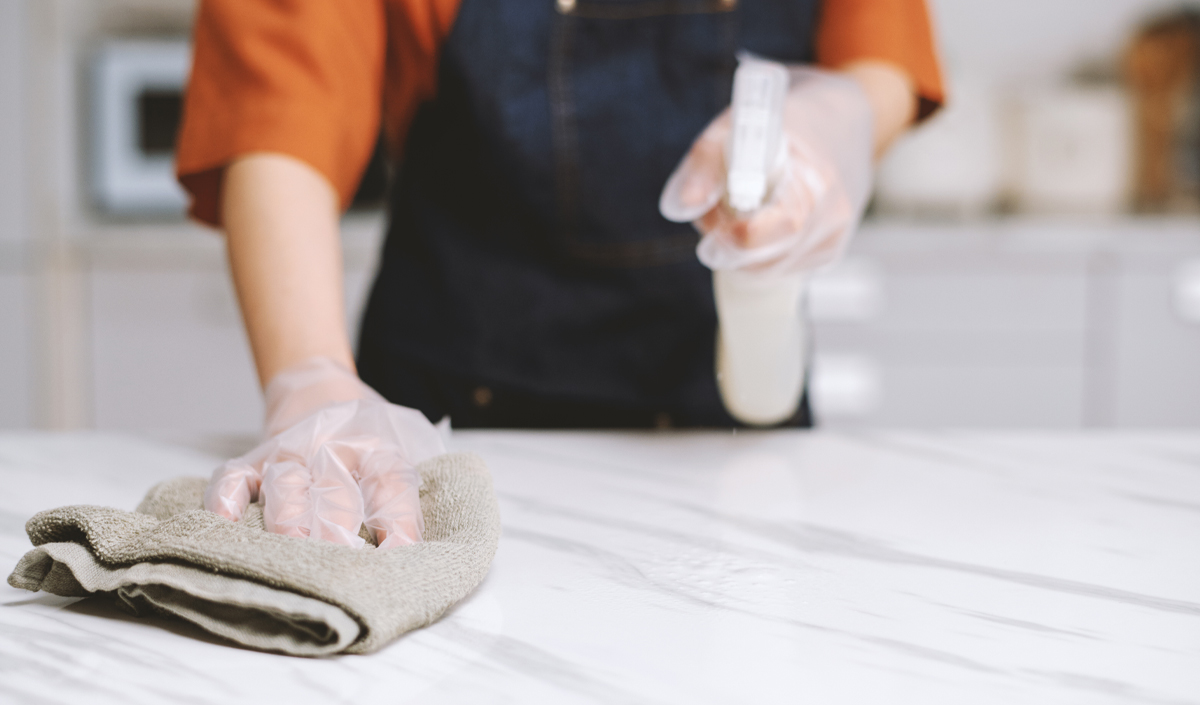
left=2, top=430, right=1198, bottom=704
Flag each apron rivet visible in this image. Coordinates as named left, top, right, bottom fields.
left=557, top=0, right=576, bottom=13
left=473, top=386, right=494, bottom=408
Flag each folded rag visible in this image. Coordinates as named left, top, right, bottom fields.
left=7, top=452, right=501, bottom=656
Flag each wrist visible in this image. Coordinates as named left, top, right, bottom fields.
left=257, top=346, right=357, bottom=393
left=263, top=356, right=380, bottom=436
left=839, top=59, right=917, bottom=158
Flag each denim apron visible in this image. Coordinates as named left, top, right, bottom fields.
left=358, top=0, right=819, bottom=428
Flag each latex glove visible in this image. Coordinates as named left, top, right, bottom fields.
left=659, top=63, right=874, bottom=278
left=203, top=357, right=445, bottom=549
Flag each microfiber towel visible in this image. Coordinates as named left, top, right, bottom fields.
left=7, top=452, right=501, bottom=656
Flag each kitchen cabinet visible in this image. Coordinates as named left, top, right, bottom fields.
left=85, top=217, right=383, bottom=439
left=810, top=219, right=1200, bottom=428
left=0, top=268, right=34, bottom=428
left=79, top=216, right=1200, bottom=437
left=89, top=265, right=262, bottom=435
left=1110, top=244, right=1200, bottom=426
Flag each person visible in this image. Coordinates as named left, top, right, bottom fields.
left=177, top=0, right=944, bottom=547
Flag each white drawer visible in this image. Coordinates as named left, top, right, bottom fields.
left=90, top=269, right=262, bottom=435
left=90, top=265, right=379, bottom=435
left=816, top=364, right=1085, bottom=428
left=0, top=272, right=33, bottom=428
left=1112, top=272, right=1200, bottom=426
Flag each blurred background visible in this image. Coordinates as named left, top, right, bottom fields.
left=0, top=0, right=1198, bottom=452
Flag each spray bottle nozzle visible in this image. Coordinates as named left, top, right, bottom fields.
left=726, top=56, right=788, bottom=214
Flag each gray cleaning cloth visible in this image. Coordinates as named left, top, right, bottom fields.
left=7, top=452, right=501, bottom=656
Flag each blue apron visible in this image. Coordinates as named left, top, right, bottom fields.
left=358, top=0, right=819, bottom=428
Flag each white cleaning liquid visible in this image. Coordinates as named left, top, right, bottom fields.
left=715, top=269, right=807, bottom=426
left=715, top=56, right=808, bottom=426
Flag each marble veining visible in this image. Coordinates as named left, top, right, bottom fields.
left=2, top=430, right=1198, bottom=704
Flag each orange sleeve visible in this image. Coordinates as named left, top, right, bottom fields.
left=175, top=0, right=388, bottom=227
left=816, top=0, right=946, bottom=121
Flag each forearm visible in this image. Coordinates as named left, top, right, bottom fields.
left=222, top=153, right=355, bottom=388
left=840, top=59, right=918, bottom=158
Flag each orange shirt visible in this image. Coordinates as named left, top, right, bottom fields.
left=177, top=0, right=944, bottom=227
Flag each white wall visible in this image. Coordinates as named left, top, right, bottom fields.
left=876, top=0, right=1195, bottom=218
left=930, top=0, right=1196, bottom=85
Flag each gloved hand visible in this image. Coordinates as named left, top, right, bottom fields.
left=203, top=357, right=445, bottom=549
left=659, top=63, right=875, bottom=278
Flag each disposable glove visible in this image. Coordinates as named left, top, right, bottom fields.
left=203, top=357, right=445, bottom=549
left=659, top=62, right=874, bottom=278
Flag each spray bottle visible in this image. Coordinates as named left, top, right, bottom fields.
left=714, top=58, right=808, bottom=426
